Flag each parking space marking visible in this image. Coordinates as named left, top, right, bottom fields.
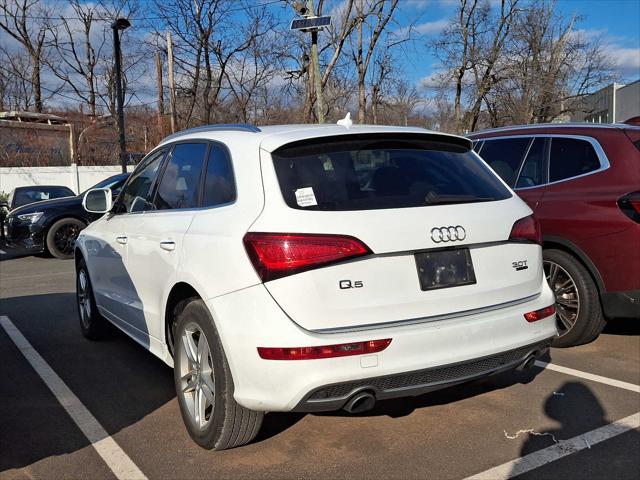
left=535, top=360, right=640, bottom=393
left=0, top=315, right=148, bottom=480
left=465, top=411, right=640, bottom=479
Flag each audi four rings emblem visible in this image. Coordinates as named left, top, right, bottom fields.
left=431, top=226, right=466, bottom=243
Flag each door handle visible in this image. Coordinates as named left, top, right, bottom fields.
left=115, top=236, right=128, bottom=245
left=160, top=240, right=176, bottom=251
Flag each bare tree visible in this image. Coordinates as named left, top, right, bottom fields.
left=486, top=0, right=615, bottom=125
left=44, top=1, right=107, bottom=117
left=433, top=0, right=480, bottom=133
left=350, top=0, right=400, bottom=123
left=0, top=0, right=51, bottom=112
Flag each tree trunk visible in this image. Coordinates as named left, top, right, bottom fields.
left=31, top=52, right=42, bottom=112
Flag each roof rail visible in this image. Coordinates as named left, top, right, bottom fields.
left=468, top=122, right=634, bottom=136
left=162, top=123, right=261, bottom=142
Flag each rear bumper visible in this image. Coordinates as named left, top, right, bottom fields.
left=292, top=339, right=551, bottom=412
left=602, top=290, right=640, bottom=319
left=207, top=278, right=557, bottom=412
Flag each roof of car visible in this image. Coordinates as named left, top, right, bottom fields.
left=468, top=122, right=640, bottom=138
left=157, top=123, right=472, bottom=152
left=13, top=185, right=73, bottom=191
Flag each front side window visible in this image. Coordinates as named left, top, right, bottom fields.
left=516, top=138, right=546, bottom=189
left=478, top=138, right=532, bottom=187
left=202, top=143, right=236, bottom=207
left=118, top=149, right=166, bottom=213
left=272, top=135, right=511, bottom=211
left=154, top=143, right=207, bottom=210
left=549, top=137, right=601, bottom=182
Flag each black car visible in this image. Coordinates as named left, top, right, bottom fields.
left=1, top=185, right=75, bottom=240
left=3, top=173, right=129, bottom=259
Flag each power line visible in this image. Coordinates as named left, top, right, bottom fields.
left=1, top=0, right=285, bottom=22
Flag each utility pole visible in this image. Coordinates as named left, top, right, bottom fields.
left=111, top=18, right=131, bottom=173
left=307, top=0, right=324, bottom=123
left=155, top=51, right=165, bottom=137
left=167, top=32, right=177, bottom=133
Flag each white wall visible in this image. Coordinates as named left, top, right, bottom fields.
left=0, top=164, right=134, bottom=195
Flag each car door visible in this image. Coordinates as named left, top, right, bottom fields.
left=125, top=142, right=209, bottom=340
left=88, top=148, right=167, bottom=343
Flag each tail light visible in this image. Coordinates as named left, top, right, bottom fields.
left=524, top=305, right=556, bottom=323
left=509, top=215, right=542, bottom=244
left=258, top=339, right=392, bottom=360
left=618, top=192, right=640, bottom=223
left=243, top=232, right=371, bottom=282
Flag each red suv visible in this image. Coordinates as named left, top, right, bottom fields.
left=470, top=123, right=640, bottom=347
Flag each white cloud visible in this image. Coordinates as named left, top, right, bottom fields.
left=604, top=45, right=640, bottom=80
left=396, top=18, right=449, bottom=37
left=414, top=19, right=449, bottom=35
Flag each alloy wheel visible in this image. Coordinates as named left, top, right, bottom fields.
left=77, top=269, right=91, bottom=329
left=54, top=223, right=81, bottom=256
left=544, top=260, right=580, bottom=337
left=177, top=323, right=215, bottom=430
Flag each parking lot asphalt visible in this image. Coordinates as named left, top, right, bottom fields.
left=1, top=251, right=639, bottom=480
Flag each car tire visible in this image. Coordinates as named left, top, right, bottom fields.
left=46, top=218, right=86, bottom=259
left=76, top=257, right=109, bottom=340
left=173, top=298, right=263, bottom=450
left=544, top=249, right=606, bottom=348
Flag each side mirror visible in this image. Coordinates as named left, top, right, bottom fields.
left=83, top=188, right=113, bottom=213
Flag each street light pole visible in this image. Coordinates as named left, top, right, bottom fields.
left=111, top=18, right=131, bottom=173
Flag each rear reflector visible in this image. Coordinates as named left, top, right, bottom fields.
left=524, top=305, right=555, bottom=323
left=243, top=232, right=371, bottom=281
left=509, top=215, right=542, bottom=244
left=618, top=192, right=640, bottom=223
left=257, top=339, right=392, bottom=360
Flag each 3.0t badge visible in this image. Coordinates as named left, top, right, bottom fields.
left=430, top=225, right=466, bottom=243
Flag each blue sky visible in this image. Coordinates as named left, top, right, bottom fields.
left=389, top=0, right=640, bottom=87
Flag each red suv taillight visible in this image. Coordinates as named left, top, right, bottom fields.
left=509, top=215, right=542, bottom=244
left=243, top=232, right=372, bottom=282
left=618, top=192, right=640, bottom=223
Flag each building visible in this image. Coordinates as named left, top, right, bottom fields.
left=0, top=111, right=75, bottom=167
left=571, top=80, right=640, bottom=124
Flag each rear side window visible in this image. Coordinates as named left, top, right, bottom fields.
left=154, top=143, right=207, bottom=210
left=202, top=143, right=236, bottom=207
left=516, top=138, right=546, bottom=188
left=478, top=138, right=531, bottom=187
left=549, top=137, right=601, bottom=182
left=272, top=135, right=511, bottom=211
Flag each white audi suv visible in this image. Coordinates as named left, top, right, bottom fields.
left=76, top=123, right=557, bottom=450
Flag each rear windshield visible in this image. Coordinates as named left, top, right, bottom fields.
left=272, top=135, right=511, bottom=211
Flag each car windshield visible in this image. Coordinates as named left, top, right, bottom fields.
left=13, top=186, right=75, bottom=208
left=81, top=174, right=129, bottom=195
left=272, top=135, right=512, bottom=211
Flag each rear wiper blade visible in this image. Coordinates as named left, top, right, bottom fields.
left=424, top=195, right=495, bottom=205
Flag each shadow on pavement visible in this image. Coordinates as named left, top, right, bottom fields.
left=603, top=318, right=640, bottom=336
left=511, top=382, right=640, bottom=479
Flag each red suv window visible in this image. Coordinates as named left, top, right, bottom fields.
left=549, top=137, right=601, bottom=182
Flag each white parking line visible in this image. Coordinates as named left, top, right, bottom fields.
left=0, top=315, right=147, bottom=480
left=465, top=411, right=640, bottom=479
left=535, top=360, right=640, bottom=393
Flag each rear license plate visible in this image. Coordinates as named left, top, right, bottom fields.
left=415, top=248, right=477, bottom=291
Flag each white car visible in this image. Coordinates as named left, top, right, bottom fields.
left=76, top=123, right=557, bottom=450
